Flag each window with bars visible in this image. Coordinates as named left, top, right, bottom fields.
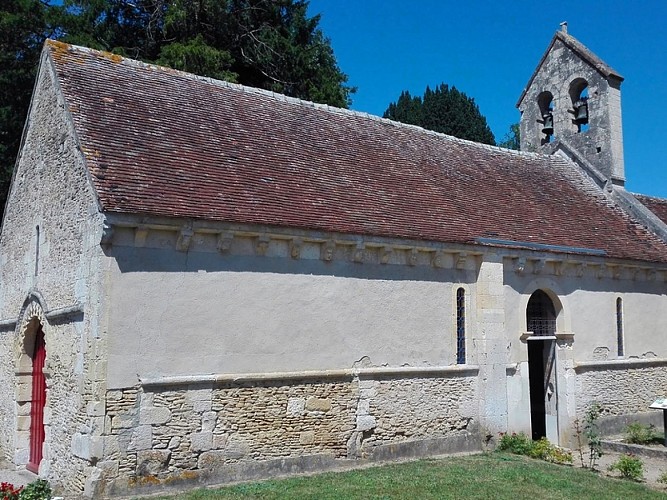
left=456, top=287, right=465, bottom=364
left=616, top=297, right=624, bottom=357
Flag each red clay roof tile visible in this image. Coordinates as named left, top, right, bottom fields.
left=45, top=41, right=667, bottom=264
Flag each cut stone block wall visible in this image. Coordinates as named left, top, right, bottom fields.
left=98, top=373, right=478, bottom=494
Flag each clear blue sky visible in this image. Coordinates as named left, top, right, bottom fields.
left=307, top=0, right=667, bottom=198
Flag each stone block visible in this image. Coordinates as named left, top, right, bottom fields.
left=190, top=431, right=213, bottom=452
left=72, top=433, right=91, bottom=460
left=356, top=415, right=376, bottom=431
left=305, top=397, right=331, bottom=412
left=186, top=388, right=212, bottom=401
left=42, top=407, right=52, bottom=425
left=193, top=400, right=212, bottom=413
left=139, top=392, right=155, bottom=408
left=112, top=415, right=135, bottom=429
left=87, top=401, right=105, bottom=417
left=357, top=399, right=370, bottom=416
left=16, top=402, right=30, bottom=416
left=104, top=436, right=120, bottom=456
left=139, top=406, right=171, bottom=425
left=98, top=460, right=119, bottom=478
left=167, top=436, right=181, bottom=450
left=15, top=431, right=29, bottom=450
left=213, top=434, right=228, bottom=449
left=129, top=425, right=152, bottom=451
left=197, top=450, right=226, bottom=469
left=83, top=466, right=103, bottom=499
left=201, top=411, right=217, bottom=432
left=16, top=383, right=32, bottom=402
left=299, top=431, right=315, bottom=445
left=224, top=437, right=250, bottom=459
left=16, top=416, right=30, bottom=431
left=287, top=398, right=305, bottom=416
left=137, top=449, right=171, bottom=476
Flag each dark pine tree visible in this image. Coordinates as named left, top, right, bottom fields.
left=384, top=83, right=495, bottom=145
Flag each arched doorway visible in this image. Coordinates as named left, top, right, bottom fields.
left=27, top=324, right=46, bottom=473
left=526, top=290, right=558, bottom=441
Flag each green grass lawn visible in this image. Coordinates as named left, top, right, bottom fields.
left=151, top=453, right=667, bottom=499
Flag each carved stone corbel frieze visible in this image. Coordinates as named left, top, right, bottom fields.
left=176, top=226, right=194, bottom=252
left=380, top=246, right=393, bottom=265
left=353, top=243, right=365, bottom=263
left=321, top=240, right=336, bottom=261
left=100, top=222, right=114, bottom=247
left=514, top=257, right=526, bottom=274
left=596, top=264, right=607, bottom=279
left=216, top=232, right=234, bottom=253
left=407, top=248, right=418, bottom=266
left=608, top=265, right=622, bottom=280
left=532, top=259, right=545, bottom=274
left=575, top=262, right=586, bottom=277
left=455, top=252, right=467, bottom=270
left=431, top=251, right=445, bottom=269
left=289, top=238, right=302, bottom=259
left=647, top=269, right=657, bottom=281
left=134, top=225, right=149, bottom=247
left=551, top=261, right=563, bottom=276
left=255, top=235, right=270, bottom=256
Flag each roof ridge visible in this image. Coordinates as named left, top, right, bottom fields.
left=45, top=38, right=545, bottom=161
left=633, top=193, right=667, bottom=202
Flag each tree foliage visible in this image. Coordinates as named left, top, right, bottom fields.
left=0, top=0, right=353, bottom=220
left=498, top=122, right=520, bottom=150
left=383, top=83, right=495, bottom=145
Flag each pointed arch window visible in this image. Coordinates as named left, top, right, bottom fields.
left=456, top=288, right=466, bottom=364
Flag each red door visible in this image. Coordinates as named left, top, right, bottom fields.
left=27, top=326, right=46, bottom=473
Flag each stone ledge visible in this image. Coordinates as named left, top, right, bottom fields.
left=574, top=357, right=667, bottom=372
left=601, top=440, right=667, bottom=459
left=140, top=365, right=481, bottom=388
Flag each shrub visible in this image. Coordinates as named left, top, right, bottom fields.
left=608, top=454, right=644, bottom=481
left=498, top=432, right=534, bottom=456
left=1, top=482, right=23, bottom=500
left=659, top=470, right=667, bottom=485
left=584, top=402, right=603, bottom=470
left=529, top=437, right=573, bottom=464
left=625, top=423, right=660, bottom=445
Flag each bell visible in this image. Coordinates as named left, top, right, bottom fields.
left=541, top=112, right=554, bottom=136
left=574, top=100, right=588, bottom=125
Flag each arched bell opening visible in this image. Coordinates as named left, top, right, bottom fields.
left=569, top=78, right=589, bottom=133
left=537, top=91, right=554, bottom=144
left=526, top=289, right=559, bottom=441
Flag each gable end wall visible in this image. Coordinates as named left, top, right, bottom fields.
left=0, top=52, right=106, bottom=495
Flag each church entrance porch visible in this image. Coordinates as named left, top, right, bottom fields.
left=526, top=290, right=559, bottom=442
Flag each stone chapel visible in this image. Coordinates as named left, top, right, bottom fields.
left=0, top=26, right=666, bottom=497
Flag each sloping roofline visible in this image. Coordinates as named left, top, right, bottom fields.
left=517, top=30, right=624, bottom=108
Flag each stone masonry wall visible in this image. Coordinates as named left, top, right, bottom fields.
left=0, top=51, right=105, bottom=496
left=575, top=362, right=667, bottom=416
left=100, top=373, right=478, bottom=493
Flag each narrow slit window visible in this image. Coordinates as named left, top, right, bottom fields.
left=456, top=288, right=466, bottom=364
left=34, top=225, right=40, bottom=277
left=616, top=297, right=624, bottom=357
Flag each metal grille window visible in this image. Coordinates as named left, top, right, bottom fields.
left=456, top=288, right=466, bottom=364
left=616, top=298, right=624, bottom=357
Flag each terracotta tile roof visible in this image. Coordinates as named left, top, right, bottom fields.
left=45, top=41, right=667, bottom=264
left=635, top=194, right=667, bottom=226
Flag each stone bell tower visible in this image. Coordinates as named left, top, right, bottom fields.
left=517, top=23, right=625, bottom=187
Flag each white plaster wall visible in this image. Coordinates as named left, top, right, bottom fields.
left=504, top=270, right=667, bottom=363
left=0, top=53, right=105, bottom=494
left=104, top=247, right=476, bottom=389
